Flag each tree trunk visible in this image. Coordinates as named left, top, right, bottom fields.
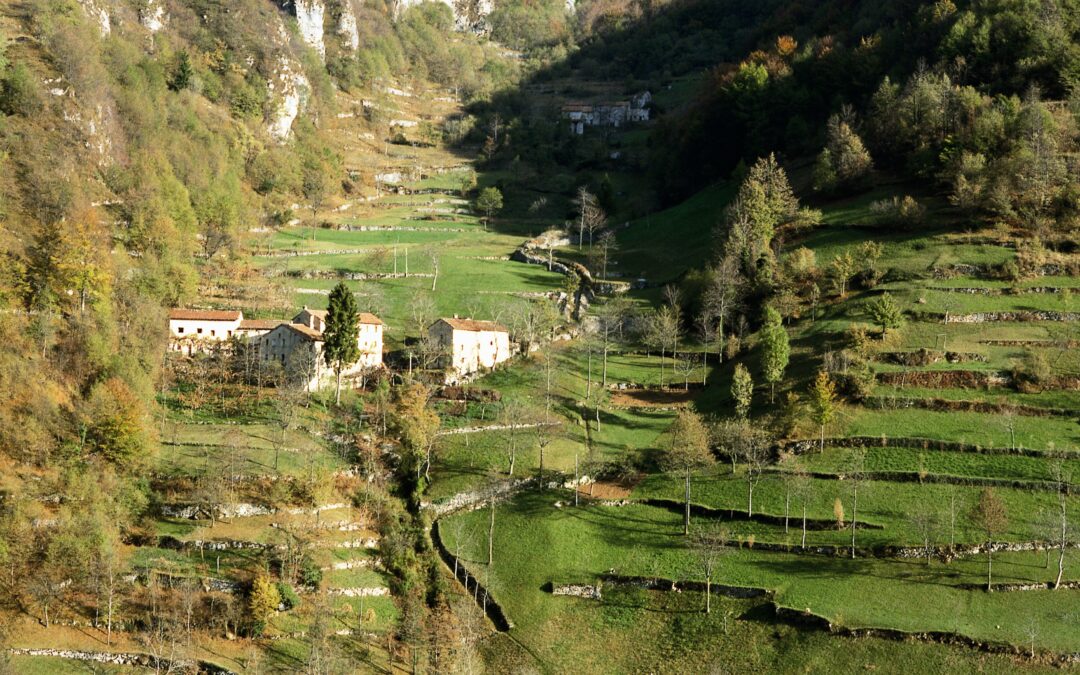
left=574, top=454, right=580, bottom=507
left=801, top=504, right=807, bottom=548
left=1056, top=540, right=1065, bottom=589
left=587, top=349, right=593, bottom=398
left=488, top=500, right=495, bottom=566
left=747, top=478, right=753, bottom=517
left=684, top=467, right=691, bottom=536
left=986, top=543, right=993, bottom=591
left=820, top=424, right=825, bottom=453
left=705, top=576, right=711, bottom=614
left=602, top=339, right=609, bottom=388
left=335, top=368, right=343, bottom=406
left=784, top=492, right=790, bottom=534
left=850, top=485, right=858, bottom=559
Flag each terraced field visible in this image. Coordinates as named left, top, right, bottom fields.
left=436, top=181, right=1080, bottom=668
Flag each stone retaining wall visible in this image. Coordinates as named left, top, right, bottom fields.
left=430, top=520, right=512, bottom=631
left=7, top=648, right=235, bottom=674
left=551, top=583, right=602, bottom=599
left=777, top=436, right=1075, bottom=459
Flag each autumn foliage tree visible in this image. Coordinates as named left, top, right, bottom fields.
left=659, top=410, right=715, bottom=535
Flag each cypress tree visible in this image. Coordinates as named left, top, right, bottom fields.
left=324, top=282, right=360, bottom=405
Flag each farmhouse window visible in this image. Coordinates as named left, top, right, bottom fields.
left=177, top=327, right=184, bottom=334
left=197, top=328, right=203, bottom=334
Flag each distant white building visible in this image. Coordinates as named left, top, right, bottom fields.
left=168, top=309, right=243, bottom=354
left=429, top=317, right=511, bottom=380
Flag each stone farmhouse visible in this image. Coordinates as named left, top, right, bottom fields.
left=169, top=306, right=384, bottom=390
left=260, top=308, right=385, bottom=390
left=561, top=91, right=651, bottom=135
left=429, top=316, right=511, bottom=381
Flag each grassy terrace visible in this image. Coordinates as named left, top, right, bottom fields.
left=444, top=494, right=1080, bottom=663
left=631, top=469, right=1077, bottom=545
left=422, top=177, right=1080, bottom=669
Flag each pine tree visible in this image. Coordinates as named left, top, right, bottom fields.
left=324, top=282, right=360, bottom=406
left=731, top=363, right=753, bottom=419
left=759, top=307, right=789, bottom=403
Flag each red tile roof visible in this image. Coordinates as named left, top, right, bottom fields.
left=238, top=319, right=287, bottom=331
left=169, top=309, right=242, bottom=322
left=358, top=312, right=383, bottom=326
left=436, top=317, right=507, bottom=333
left=282, top=323, right=324, bottom=341
left=298, top=308, right=381, bottom=325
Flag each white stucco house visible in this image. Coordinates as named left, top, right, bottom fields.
left=168, top=309, right=243, bottom=354
left=429, top=316, right=511, bottom=380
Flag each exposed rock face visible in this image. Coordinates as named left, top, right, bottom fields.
left=140, top=0, right=167, bottom=32
left=79, top=0, right=111, bottom=36
left=394, top=0, right=493, bottom=32
left=295, top=0, right=326, bottom=59
left=266, top=42, right=310, bottom=141
left=338, top=0, right=360, bottom=50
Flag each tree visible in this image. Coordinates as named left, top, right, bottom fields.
left=302, top=161, right=331, bottom=241
left=573, top=187, right=601, bottom=250
left=808, top=371, right=837, bottom=452
left=847, top=448, right=866, bottom=559
left=324, top=283, right=361, bottom=406
left=824, top=113, right=874, bottom=185
left=595, top=297, right=630, bottom=388
left=169, top=51, right=193, bottom=91
left=391, top=383, right=441, bottom=488
left=249, top=572, right=281, bottom=636
left=84, top=377, right=150, bottom=469
left=690, top=526, right=729, bottom=614
left=789, top=462, right=813, bottom=548
left=867, top=292, right=904, bottom=337
left=731, top=364, right=753, bottom=419
left=759, top=307, right=789, bottom=403
left=969, top=488, right=1008, bottom=591
left=595, top=229, right=619, bottom=279
left=1048, top=462, right=1073, bottom=589
left=675, top=353, right=697, bottom=391
left=498, top=399, right=529, bottom=476
left=475, top=187, right=503, bottom=230
left=829, top=251, right=857, bottom=298
left=645, top=306, right=680, bottom=388
left=274, top=379, right=305, bottom=471
left=721, top=154, right=800, bottom=278
left=659, top=410, right=715, bottom=535
left=716, top=419, right=771, bottom=516
left=911, top=506, right=939, bottom=565
left=703, top=254, right=744, bottom=366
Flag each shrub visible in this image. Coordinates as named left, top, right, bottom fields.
left=870, top=195, right=925, bottom=227
left=299, top=555, right=323, bottom=588
left=276, top=582, right=301, bottom=610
